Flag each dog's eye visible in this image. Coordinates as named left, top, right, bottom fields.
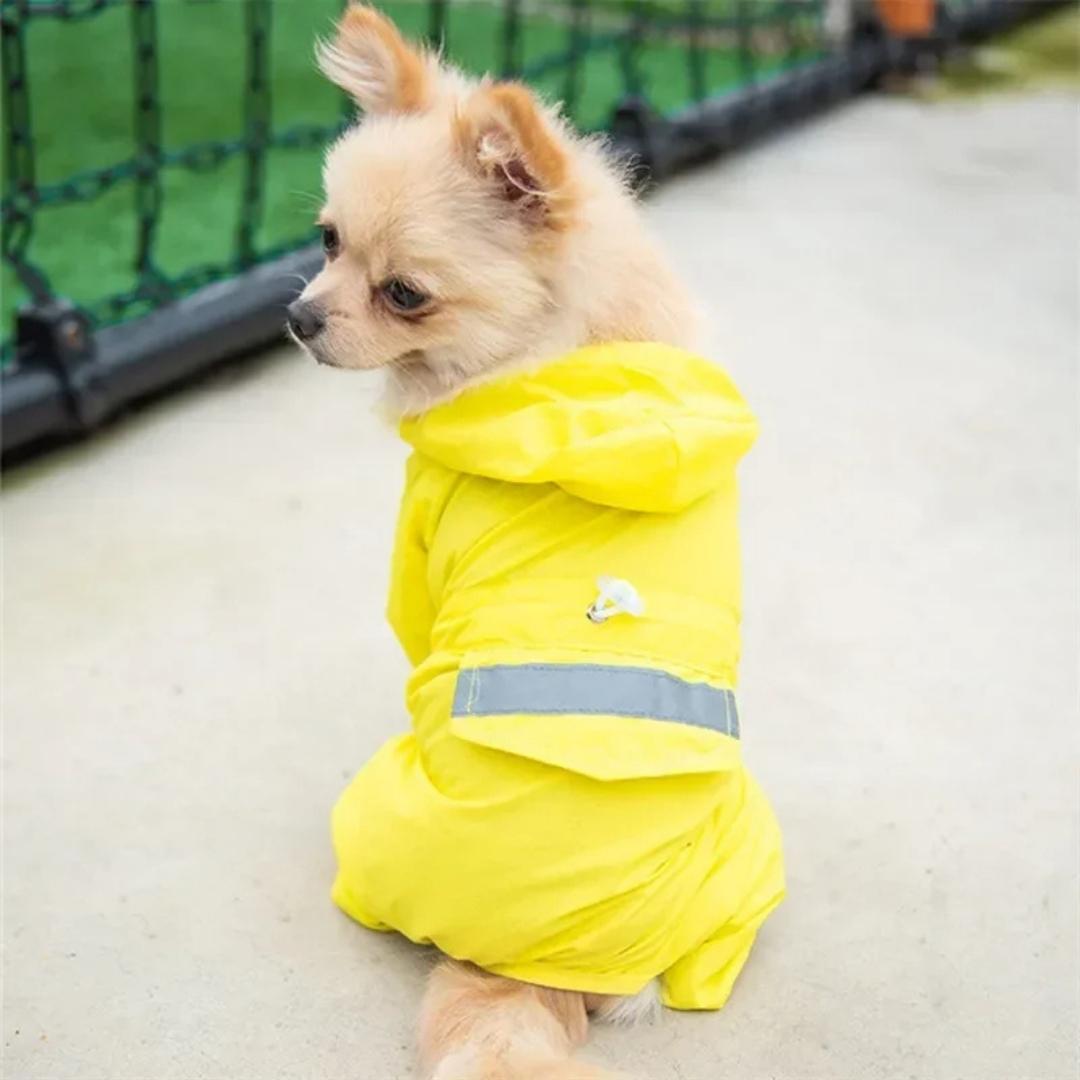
left=321, top=225, right=340, bottom=258
left=381, top=278, right=429, bottom=314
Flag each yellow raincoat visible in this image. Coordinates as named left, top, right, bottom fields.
left=331, top=342, right=784, bottom=1009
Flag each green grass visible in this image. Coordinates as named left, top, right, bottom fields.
left=934, top=6, right=1080, bottom=96
left=1, top=0, right=821, bottom=361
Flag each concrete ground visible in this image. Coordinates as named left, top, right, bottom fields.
left=4, top=90, right=1077, bottom=1080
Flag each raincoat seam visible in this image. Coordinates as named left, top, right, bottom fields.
left=460, top=660, right=732, bottom=687
left=462, top=646, right=736, bottom=684
left=457, top=705, right=736, bottom=729
left=464, top=666, right=480, bottom=715
left=660, top=417, right=685, bottom=508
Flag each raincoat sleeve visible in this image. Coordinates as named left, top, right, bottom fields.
left=386, top=454, right=452, bottom=667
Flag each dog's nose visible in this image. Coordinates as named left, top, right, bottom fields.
left=287, top=300, right=325, bottom=342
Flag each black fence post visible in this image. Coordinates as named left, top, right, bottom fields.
left=2, top=0, right=107, bottom=442
left=237, top=0, right=273, bottom=269
left=428, top=0, right=447, bottom=48
left=131, top=0, right=164, bottom=295
left=501, top=0, right=523, bottom=78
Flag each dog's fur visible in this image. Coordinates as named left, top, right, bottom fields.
left=292, top=7, right=699, bottom=1076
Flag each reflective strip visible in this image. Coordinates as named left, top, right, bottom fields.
left=452, top=663, right=739, bottom=738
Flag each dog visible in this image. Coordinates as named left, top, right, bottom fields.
left=289, top=7, right=785, bottom=1078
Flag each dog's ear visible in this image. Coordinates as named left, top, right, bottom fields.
left=455, top=83, right=577, bottom=232
left=317, top=4, right=434, bottom=115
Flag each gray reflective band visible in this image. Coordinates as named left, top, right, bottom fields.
left=452, top=663, right=739, bottom=738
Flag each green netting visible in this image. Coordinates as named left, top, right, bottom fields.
left=0, top=0, right=826, bottom=365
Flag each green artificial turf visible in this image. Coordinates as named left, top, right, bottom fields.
left=1, top=0, right=819, bottom=361
left=933, top=6, right=1080, bottom=96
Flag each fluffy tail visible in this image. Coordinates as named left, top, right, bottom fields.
left=418, top=960, right=626, bottom=1079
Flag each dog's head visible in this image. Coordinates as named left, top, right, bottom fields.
left=288, top=5, right=594, bottom=404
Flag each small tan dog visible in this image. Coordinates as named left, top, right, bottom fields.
left=290, top=7, right=706, bottom=1077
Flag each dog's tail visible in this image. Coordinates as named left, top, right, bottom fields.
left=419, top=960, right=629, bottom=1079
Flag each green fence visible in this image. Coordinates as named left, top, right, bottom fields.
left=1, top=0, right=1060, bottom=457
left=0, top=0, right=825, bottom=366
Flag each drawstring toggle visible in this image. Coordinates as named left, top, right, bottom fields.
left=587, top=577, right=645, bottom=624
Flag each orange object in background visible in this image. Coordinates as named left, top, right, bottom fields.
left=875, top=0, right=936, bottom=36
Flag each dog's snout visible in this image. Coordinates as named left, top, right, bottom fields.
left=287, top=300, right=325, bottom=343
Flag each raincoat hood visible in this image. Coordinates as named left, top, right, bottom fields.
left=400, top=342, right=758, bottom=513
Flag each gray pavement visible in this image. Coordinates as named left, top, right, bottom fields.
left=3, top=90, right=1077, bottom=1080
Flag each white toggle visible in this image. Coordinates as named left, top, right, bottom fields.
left=586, top=576, right=645, bottom=624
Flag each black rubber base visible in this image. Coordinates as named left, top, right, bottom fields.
left=2, top=248, right=321, bottom=458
